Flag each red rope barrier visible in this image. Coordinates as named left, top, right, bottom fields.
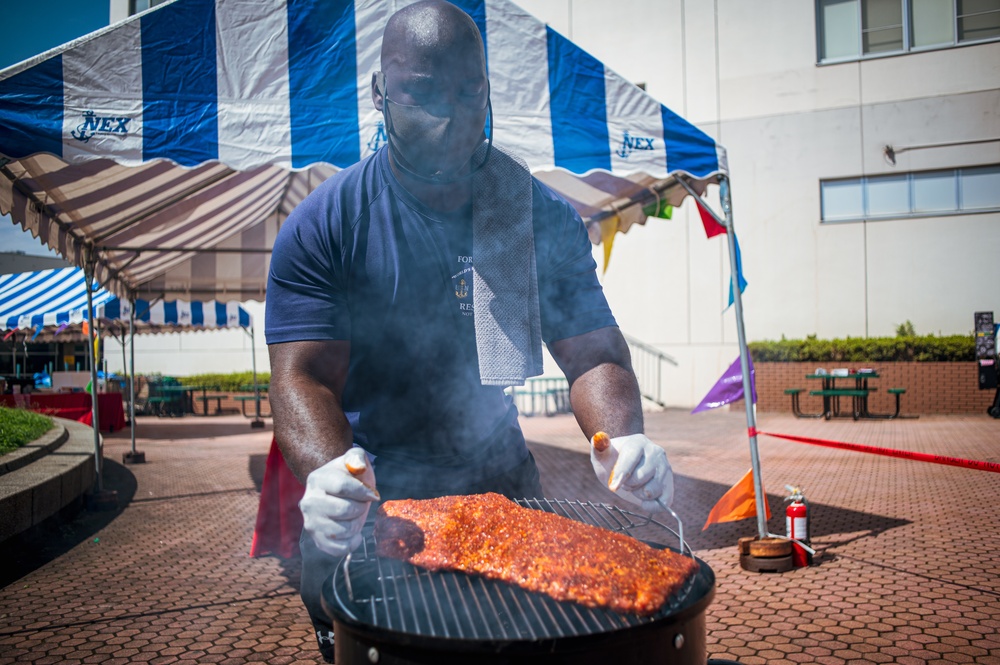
left=759, top=431, right=1000, bottom=474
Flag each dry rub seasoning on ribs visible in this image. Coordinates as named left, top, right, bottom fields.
left=374, top=492, right=698, bottom=615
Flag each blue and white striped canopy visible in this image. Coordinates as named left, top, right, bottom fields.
left=1, top=268, right=251, bottom=333
left=1, top=268, right=114, bottom=331
left=0, top=0, right=727, bottom=299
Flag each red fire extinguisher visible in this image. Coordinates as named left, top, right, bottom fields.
left=785, top=485, right=812, bottom=567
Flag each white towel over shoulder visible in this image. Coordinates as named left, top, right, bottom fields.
left=471, top=143, right=543, bottom=386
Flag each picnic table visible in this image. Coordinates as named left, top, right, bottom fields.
left=235, top=384, right=270, bottom=427
left=150, top=384, right=226, bottom=416
left=786, top=370, right=909, bottom=420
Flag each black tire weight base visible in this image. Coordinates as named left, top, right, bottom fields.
left=739, top=553, right=795, bottom=573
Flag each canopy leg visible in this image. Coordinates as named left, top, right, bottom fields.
left=84, top=254, right=118, bottom=509
left=719, top=176, right=768, bottom=540
left=250, top=325, right=264, bottom=429
left=124, top=297, right=145, bottom=464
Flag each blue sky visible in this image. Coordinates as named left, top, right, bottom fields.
left=1, top=0, right=109, bottom=259
left=1, top=0, right=109, bottom=70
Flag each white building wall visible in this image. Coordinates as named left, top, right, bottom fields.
left=102, top=301, right=269, bottom=377
left=517, top=0, right=1000, bottom=406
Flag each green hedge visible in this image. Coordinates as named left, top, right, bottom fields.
left=176, top=371, right=270, bottom=392
left=0, top=407, right=55, bottom=455
left=748, top=334, right=975, bottom=362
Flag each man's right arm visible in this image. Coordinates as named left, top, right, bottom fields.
left=269, top=339, right=354, bottom=484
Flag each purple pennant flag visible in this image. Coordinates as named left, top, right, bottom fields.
left=691, top=354, right=757, bottom=414
left=55, top=322, right=70, bottom=335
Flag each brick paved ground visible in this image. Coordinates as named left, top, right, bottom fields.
left=1, top=410, right=998, bottom=664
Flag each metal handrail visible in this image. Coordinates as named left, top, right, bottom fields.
left=621, top=333, right=677, bottom=407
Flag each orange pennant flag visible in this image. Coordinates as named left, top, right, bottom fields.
left=702, top=468, right=771, bottom=530
left=81, top=320, right=89, bottom=336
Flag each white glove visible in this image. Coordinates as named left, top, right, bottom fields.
left=591, top=432, right=673, bottom=512
left=300, top=447, right=379, bottom=557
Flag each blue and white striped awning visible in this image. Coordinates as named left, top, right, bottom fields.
left=1, top=268, right=115, bottom=330
left=0, top=0, right=727, bottom=299
left=1, top=268, right=251, bottom=333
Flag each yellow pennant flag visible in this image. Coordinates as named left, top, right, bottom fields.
left=600, top=215, right=619, bottom=274
left=702, top=468, right=771, bottom=531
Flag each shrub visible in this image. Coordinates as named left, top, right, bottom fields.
left=748, top=334, right=975, bottom=362
left=175, top=371, right=270, bottom=392
left=0, top=407, right=55, bottom=455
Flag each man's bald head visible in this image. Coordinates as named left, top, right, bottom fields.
left=381, top=1, right=485, bottom=77
left=373, top=0, right=491, bottom=187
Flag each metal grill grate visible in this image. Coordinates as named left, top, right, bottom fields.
left=331, top=499, right=701, bottom=641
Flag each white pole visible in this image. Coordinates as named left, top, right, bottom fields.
left=84, top=258, right=103, bottom=492
left=251, top=325, right=262, bottom=425
left=129, top=299, right=137, bottom=455
left=719, top=175, right=768, bottom=539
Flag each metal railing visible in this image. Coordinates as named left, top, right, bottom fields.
left=622, top=334, right=677, bottom=407
left=506, top=377, right=571, bottom=417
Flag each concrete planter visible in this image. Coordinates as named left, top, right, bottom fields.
left=0, top=418, right=96, bottom=543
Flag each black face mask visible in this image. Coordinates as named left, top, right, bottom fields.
left=375, top=71, right=493, bottom=184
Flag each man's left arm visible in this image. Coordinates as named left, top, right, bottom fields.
left=549, top=326, right=674, bottom=510
left=548, top=326, right=642, bottom=440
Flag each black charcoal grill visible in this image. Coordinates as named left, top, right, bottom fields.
left=321, top=498, right=716, bottom=665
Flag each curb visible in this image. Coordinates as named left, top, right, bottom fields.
left=0, top=423, right=69, bottom=475
left=0, top=418, right=97, bottom=543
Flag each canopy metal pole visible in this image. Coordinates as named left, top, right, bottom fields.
left=249, top=325, right=263, bottom=428
left=84, top=256, right=103, bottom=492
left=129, top=299, right=137, bottom=455
left=719, top=175, right=768, bottom=540
left=119, top=329, right=127, bottom=411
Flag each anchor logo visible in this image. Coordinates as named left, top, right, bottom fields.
left=455, top=277, right=469, bottom=299
left=367, top=121, right=387, bottom=153
left=615, top=131, right=655, bottom=159
left=71, top=110, right=131, bottom=143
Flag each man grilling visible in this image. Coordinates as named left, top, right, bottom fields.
left=265, top=1, right=673, bottom=661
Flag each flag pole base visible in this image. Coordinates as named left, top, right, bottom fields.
left=738, top=536, right=795, bottom=573
left=740, top=553, right=794, bottom=573
left=122, top=451, right=146, bottom=464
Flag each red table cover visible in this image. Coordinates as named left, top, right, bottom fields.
left=250, top=436, right=305, bottom=558
left=0, top=392, right=127, bottom=432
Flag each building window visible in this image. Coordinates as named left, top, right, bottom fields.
left=959, top=0, right=1000, bottom=39
left=863, top=0, right=906, bottom=52
left=818, top=0, right=1000, bottom=62
left=820, top=165, right=1000, bottom=221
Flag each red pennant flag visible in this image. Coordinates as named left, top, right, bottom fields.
left=702, top=468, right=771, bottom=530
left=696, top=197, right=727, bottom=238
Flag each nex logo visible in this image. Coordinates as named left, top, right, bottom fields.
left=616, top=131, right=655, bottom=159
left=71, top=110, right=131, bottom=143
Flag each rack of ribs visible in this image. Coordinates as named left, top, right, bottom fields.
left=373, top=492, right=699, bottom=616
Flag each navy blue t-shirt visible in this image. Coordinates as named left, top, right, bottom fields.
left=266, top=147, right=615, bottom=493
